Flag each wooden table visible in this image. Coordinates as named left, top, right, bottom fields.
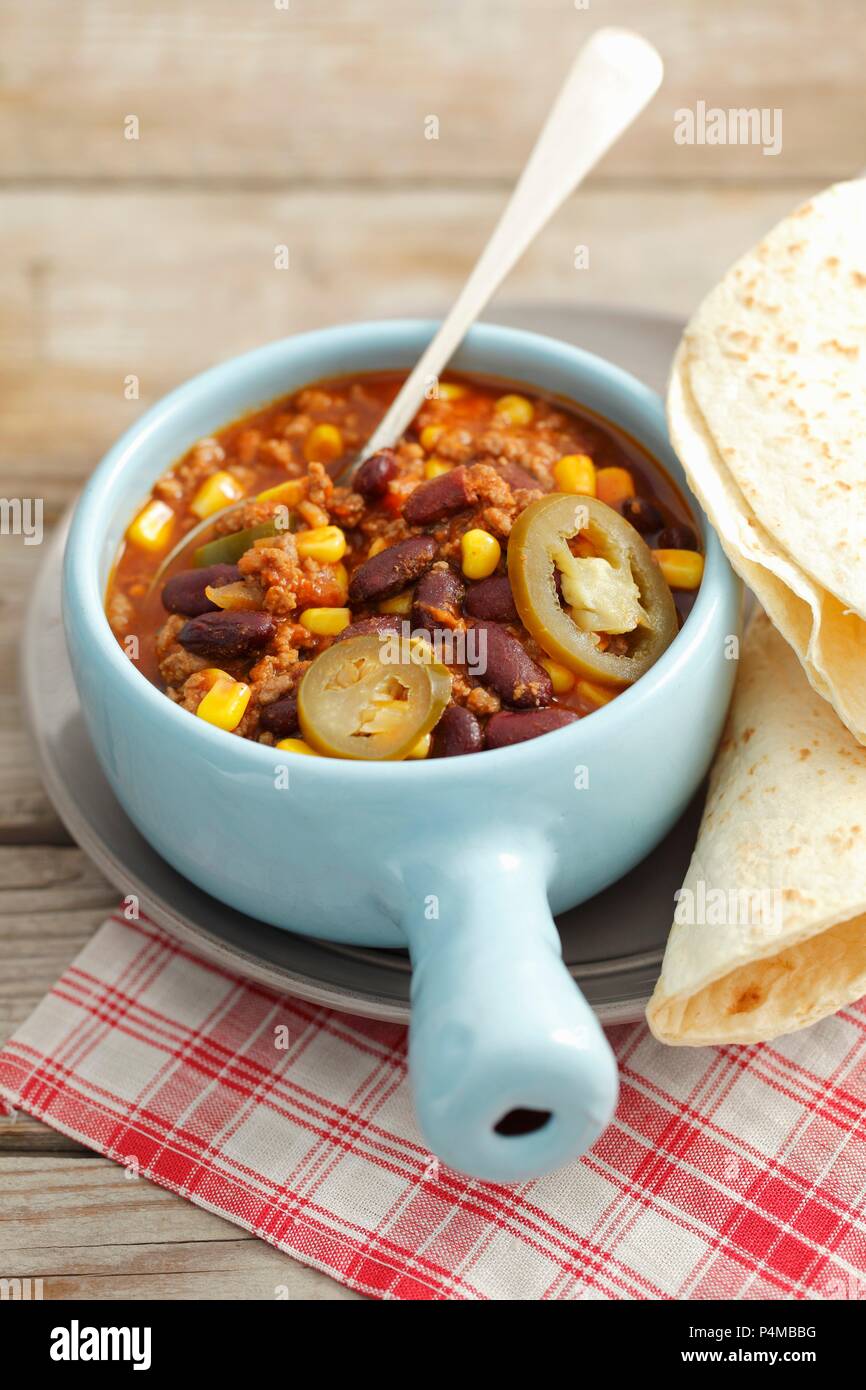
left=1, top=0, right=862, bottom=1299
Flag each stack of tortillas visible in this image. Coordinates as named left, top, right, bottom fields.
left=648, top=179, right=866, bottom=1045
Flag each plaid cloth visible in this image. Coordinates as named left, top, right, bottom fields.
left=1, top=911, right=865, bottom=1301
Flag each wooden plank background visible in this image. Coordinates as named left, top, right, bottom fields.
left=0, top=0, right=863, bottom=1300
left=2, top=0, right=863, bottom=182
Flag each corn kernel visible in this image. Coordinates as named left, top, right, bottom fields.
left=295, top=525, right=347, bottom=563
left=596, top=467, right=635, bottom=507
left=407, top=733, right=432, bottom=759
left=460, top=528, right=501, bottom=580
left=652, top=548, right=704, bottom=590
left=257, top=479, right=304, bottom=507
left=379, top=590, right=414, bottom=615
left=190, top=470, right=244, bottom=520
left=196, top=676, right=251, bottom=732
left=303, top=423, right=344, bottom=464
left=553, top=453, right=596, bottom=496
left=127, top=499, right=175, bottom=552
left=300, top=606, right=351, bottom=636
left=368, top=537, right=389, bottom=558
left=494, top=393, right=534, bottom=426
left=275, top=737, right=317, bottom=756
left=424, top=457, right=452, bottom=479
left=576, top=679, right=617, bottom=708
left=540, top=658, right=575, bottom=695
left=420, top=424, right=444, bottom=451
left=333, top=561, right=349, bottom=601
left=437, top=381, right=467, bottom=401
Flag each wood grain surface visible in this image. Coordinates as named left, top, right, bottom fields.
left=0, top=0, right=862, bottom=1301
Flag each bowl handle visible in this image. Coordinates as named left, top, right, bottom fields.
left=401, top=846, right=619, bottom=1183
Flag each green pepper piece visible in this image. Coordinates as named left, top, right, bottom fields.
left=194, top=520, right=281, bottom=568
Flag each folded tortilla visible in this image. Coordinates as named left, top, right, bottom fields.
left=647, top=609, right=866, bottom=1046
left=667, top=179, right=866, bottom=745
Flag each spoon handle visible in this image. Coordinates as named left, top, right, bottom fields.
left=349, top=28, right=663, bottom=476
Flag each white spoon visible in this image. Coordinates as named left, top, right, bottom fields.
left=340, top=26, right=663, bottom=482
left=151, top=26, right=662, bottom=587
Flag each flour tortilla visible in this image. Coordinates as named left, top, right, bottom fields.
left=668, top=349, right=866, bottom=740
left=668, top=179, right=866, bottom=745
left=647, top=610, right=866, bottom=1046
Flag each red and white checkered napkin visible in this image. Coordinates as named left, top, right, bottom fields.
left=2, top=912, right=865, bottom=1300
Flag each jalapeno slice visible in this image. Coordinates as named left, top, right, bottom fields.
left=297, top=633, right=452, bottom=760
left=508, top=493, right=679, bottom=685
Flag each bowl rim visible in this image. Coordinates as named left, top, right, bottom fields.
left=63, top=316, right=739, bottom=783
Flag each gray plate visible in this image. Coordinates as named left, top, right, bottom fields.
left=23, top=303, right=696, bottom=1024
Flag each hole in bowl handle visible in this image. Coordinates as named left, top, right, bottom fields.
left=401, top=848, right=619, bottom=1184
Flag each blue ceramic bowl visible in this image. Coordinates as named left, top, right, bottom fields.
left=63, top=320, right=741, bottom=1183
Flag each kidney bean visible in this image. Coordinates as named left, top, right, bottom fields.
left=177, top=610, right=275, bottom=659
left=413, top=565, right=465, bottom=633
left=432, top=705, right=483, bottom=757
left=484, top=708, right=579, bottom=750
left=657, top=523, right=698, bottom=551
left=620, top=497, right=663, bottom=535
left=335, top=614, right=406, bottom=642
left=259, top=693, right=299, bottom=738
left=470, top=620, right=552, bottom=709
left=354, top=448, right=398, bottom=499
left=348, top=535, right=438, bottom=604
left=162, top=563, right=241, bottom=616
left=402, top=467, right=473, bottom=525
left=496, top=461, right=538, bottom=491
left=463, top=574, right=518, bottom=623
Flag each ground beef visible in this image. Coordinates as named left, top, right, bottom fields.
left=235, top=429, right=262, bottom=466
left=247, top=625, right=306, bottom=685
left=329, top=487, right=365, bottom=528
left=178, top=668, right=215, bottom=713
left=478, top=506, right=517, bottom=538
left=234, top=700, right=262, bottom=740
left=107, top=591, right=134, bottom=636
left=213, top=499, right=277, bottom=536
left=437, top=467, right=544, bottom=549
left=279, top=413, right=313, bottom=440
left=251, top=670, right=299, bottom=707
left=394, top=442, right=426, bottom=475
left=465, top=685, right=501, bottom=716
left=225, top=464, right=257, bottom=494
left=357, top=513, right=412, bottom=549
left=295, top=388, right=335, bottom=413
left=474, top=429, right=560, bottom=484
left=248, top=658, right=312, bottom=742
left=432, top=428, right=475, bottom=463
left=450, top=668, right=501, bottom=714
left=306, top=461, right=333, bottom=509
left=237, top=533, right=303, bottom=613
left=154, top=438, right=226, bottom=503
left=463, top=463, right=514, bottom=509
left=156, top=614, right=208, bottom=688
left=241, top=535, right=345, bottom=616
left=257, top=439, right=295, bottom=473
